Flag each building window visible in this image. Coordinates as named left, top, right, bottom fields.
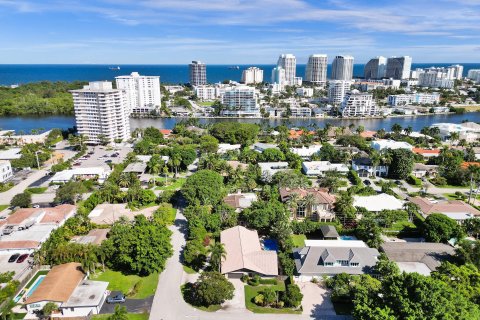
left=296, top=205, right=306, bottom=218
left=337, top=260, right=349, bottom=266
left=350, top=262, right=359, bottom=267
left=324, top=262, right=334, bottom=266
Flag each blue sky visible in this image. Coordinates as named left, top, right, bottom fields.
left=0, top=0, right=479, bottom=64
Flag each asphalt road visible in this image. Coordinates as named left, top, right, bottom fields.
left=100, top=292, right=153, bottom=314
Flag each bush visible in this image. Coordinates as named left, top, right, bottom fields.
left=282, top=283, right=303, bottom=308
left=248, top=274, right=261, bottom=286
left=241, top=274, right=250, bottom=283
left=430, top=176, right=447, bottom=186
left=348, top=169, right=363, bottom=186
left=259, top=278, right=278, bottom=285
left=406, top=175, right=422, bottom=186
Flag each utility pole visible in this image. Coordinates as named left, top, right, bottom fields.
left=35, top=151, right=40, bottom=169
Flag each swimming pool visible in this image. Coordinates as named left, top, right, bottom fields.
left=14, top=272, right=47, bottom=303
left=340, top=235, right=357, bottom=241
left=263, top=239, right=278, bottom=251
left=26, top=275, right=45, bottom=297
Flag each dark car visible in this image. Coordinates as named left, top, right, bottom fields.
left=16, top=254, right=29, bottom=263
left=8, top=254, right=20, bottom=263
left=107, top=294, right=126, bottom=304
left=364, top=179, right=371, bottom=186
left=111, top=154, right=118, bottom=158
left=395, top=180, right=402, bottom=185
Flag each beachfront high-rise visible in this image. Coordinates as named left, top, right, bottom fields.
left=242, top=67, right=264, bottom=84
left=386, top=56, right=412, bottom=80
left=328, top=80, right=352, bottom=104
left=271, top=66, right=286, bottom=85
left=115, top=72, right=161, bottom=114
left=340, top=91, right=379, bottom=117
left=331, top=55, right=354, bottom=81
left=305, top=54, right=328, bottom=86
left=276, top=54, right=296, bottom=85
left=70, top=81, right=130, bottom=144
left=189, top=61, right=207, bottom=86
left=364, top=56, right=387, bottom=79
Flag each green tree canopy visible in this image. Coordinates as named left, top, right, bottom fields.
left=181, top=170, right=225, bottom=205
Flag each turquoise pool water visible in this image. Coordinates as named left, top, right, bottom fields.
left=340, top=236, right=357, bottom=240
left=14, top=274, right=46, bottom=303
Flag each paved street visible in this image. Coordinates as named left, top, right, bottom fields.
left=100, top=293, right=153, bottom=314
left=149, top=209, right=351, bottom=320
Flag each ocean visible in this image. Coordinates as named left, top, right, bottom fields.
left=0, top=63, right=479, bottom=85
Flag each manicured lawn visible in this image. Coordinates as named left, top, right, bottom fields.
left=91, top=270, right=158, bottom=299
left=244, top=282, right=301, bottom=314
left=290, top=234, right=307, bottom=247
left=198, top=101, right=214, bottom=106
left=0, top=205, right=9, bottom=212
left=25, top=270, right=49, bottom=288
left=26, top=187, right=48, bottom=194
left=92, top=313, right=149, bottom=320
left=155, top=178, right=186, bottom=191
left=183, top=265, right=197, bottom=274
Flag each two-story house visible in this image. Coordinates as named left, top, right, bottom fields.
left=279, top=187, right=336, bottom=222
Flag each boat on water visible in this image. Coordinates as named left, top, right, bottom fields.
left=109, top=66, right=120, bottom=70
left=228, top=66, right=240, bottom=70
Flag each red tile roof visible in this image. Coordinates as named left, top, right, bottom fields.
left=461, top=162, right=480, bottom=169
left=409, top=196, right=480, bottom=216
left=160, top=129, right=172, bottom=135
left=360, top=131, right=376, bottom=138
left=412, top=148, right=440, bottom=155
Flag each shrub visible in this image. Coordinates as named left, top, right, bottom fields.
left=406, top=175, right=422, bottom=186
left=241, top=274, right=250, bottom=283
left=248, top=274, right=261, bottom=286
left=259, top=278, right=278, bottom=285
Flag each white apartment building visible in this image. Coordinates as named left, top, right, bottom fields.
left=271, top=66, right=286, bottom=86
left=340, top=91, right=379, bottom=117
left=194, top=85, right=219, bottom=101
left=0, top=160, right=13, bottom=183
left=467, top=70, right=480, bottom=83
left=364, top=56, right=387, bottom=79
left=386, top=56, right=412, bottom=80
left=70, top=81, right=130, bottom=144
left=331, top=55, right=354, bottom=81
left=221, top=86, right=260, bottom=117
left=242, top=67, right=263, bottom=84
left=289, top=106, right=312, bottom=117
left=305, top=54, right=327, bottom=86
left=417, top=67, right=456, bottom=88
left=277, top=54, right=297, bottom=86
left=388, top=93, right=440, bottom=106
left=431, top=122, right=480, bottom=142
left=189, top=61, right=207, bottom=86
left=115, top=72, right=161, bottom=114
left=328, top=80, right=352, bottom=104
left=296, top=87, right=314, bottom=97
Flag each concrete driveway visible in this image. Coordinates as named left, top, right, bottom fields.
left=299, top=282, right=337, bottom=319
left=220, top=279, right=245, bottom=312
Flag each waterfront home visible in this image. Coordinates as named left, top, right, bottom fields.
left=353, top=194, right=404, bottom=212
left=431, top=122, right=480, bottom=142
left=221, top=226, right=278, bottom=278
left=302, top=161, right=349, bottom=176
left=371, top=139, right=414, bottom=151
left=217, top=143, right=241, bottom=154
left=293, top=240, right=380, bottom=280
left=0, top=160, right=13, bottom=183
left=290, top=145, right=322, bottom=159
left=49, top=167, right=111, bottom=184
left=408, top=196, right=480, bottom=221
left=279, top=187, right=336, bottom=222
left=412, top=148, right=440, bottom=158
left=352, top=157, right=389, bottom=177
left=0, top=130, right=52, bottom=146
left=251, top=142, right=278, bottom=153
left=380, top=242, right=455, bottom=276
left=0, top=148, right=22, bottom=161
left=25, top=262, right=108, bottom=317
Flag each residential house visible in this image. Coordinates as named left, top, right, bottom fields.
left=0, top=160, right=13, bottom=183
left=352, top=157, right=388, bottom=177
left=320, top=225, right=340, bottom=240
left=71, top=229, right=110, bottom=245
left=359, top=131, right=376, bottom=139
left=0, top=148, right=22, bottom=161
left=353, top=194, right=404, bottom=212
left=49, top=167, right=111, bottom=184
left=412, top=148, right=440, bottom=158
left=25, top=262, right=108, bottom=317
left=302, top=161, right=349, bottom=176
left=224, top=192, right=257, bottom=212
left=412, top=163, right=438, bottom=178
left=290, top=145, right=322, bottom=159
left=279, top=187, right=336, bottom=222
left=371, top=140, right=413, bottom=151
left=220, top=226, right=278, bottom=278
left=258, top=162, right=290, bottom=182
left=293, top=240, right=380, bottom=280
left=380, top=242, right=455, bottom=276
left=251, top=143, right=279, bottom=153
left=408, top=196, right=480, bottom=222
left=218, top=143, right=242, bottom=154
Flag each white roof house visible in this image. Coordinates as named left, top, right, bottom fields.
left=431, top=122, right=480, bottom=142
left=258, top=162, right=290, bottom=181
left=371, top=140, right=413, bottom=151
left=302, top=161, right=349, bottom=176
left=353, top=193, right=404, bottom=212
left=50, top=167, right=111, bottom=184
left=290, top=145, right=322, bottom=158
left=217, top=143, right=241, bottom=154
left=0, top=148, right=22, bottom=160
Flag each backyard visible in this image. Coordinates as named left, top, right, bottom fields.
left=155, top=177, right=186, bottom=191
left=91, top=270, right=158, bottom=299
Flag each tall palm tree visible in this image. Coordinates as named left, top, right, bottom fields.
left=118, top=175, right=130, bottom=188
left=208, top=242, right=227, bottom=272
left=302, top=193, right=317, bottom=219
left=108, top=305, right=128, bottom=320
left=286, top=193, right=300, bottom=219
left=163, top=165, right=169, bottom=184
left=170, top=153, right=181, bottom=178
left=404, top=126, right=413, bottom=137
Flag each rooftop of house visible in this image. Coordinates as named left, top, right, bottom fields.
left=25, top=262, right=85, bottom=305
left=279, top=187, right=335, bottom=205
left=320, top=225, right=340, bottom=238
left=71, top=229, right=110, bottom=245
left=62, top=280, right=109, bottom=308
left=220, top=226, right=278, bottom=275
left=0, top=205, right=76, bottom=227
left=302, top=161, right=349, bottom=172
left=408, top=196, right=480, bottom=216
left=123, top=162, right=147, bottom=174
left=360, top=131, right=376, bottom=138
left=224, top=193, right=257, bottom=210
left=353, top=194, right=404, bottom=212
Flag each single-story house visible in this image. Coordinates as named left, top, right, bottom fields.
left=0, top=130, right=52, bottom=146
left=25, top=262, right=108, bottom=317
left=353, top=194, right=404, bottom=212
left=224, top=192, right=257, bottom=212
left=352, top=157, right=389, bottom=177
left=302, top=161, right=349, bottom=176
left=218, top=143, right=241, bottom=154
left=50, top=167, right=111, bottom=184
left=71, top=229, right=110, bottom=245
left=360, top=131, right=376, bottom=139
left=380, top=242, right=455, bottom=276
left=412, top=148, right=440, bottom=158
left=279, top=187, right=336, bottom=222
left=412, top=163, right=438, bottom=178
left=290, top=145, right=322, bottom=159
left=293, top=240, right=380, bottom=280
left=226, top=161, right=249, bottom=171
left=136, top=155, right=169, bottom=164
left=221, top=226, right=278, bottom=278
left=123, top=162, right=147, bottom=174
left=371, top=140, right=413, bottom=151
left=408, top=196, right=480, bottom=221
left=258, top=162, right=290, bottom=181
left=0, top=160, right=13, bottom=183
left=320, top=225, right=340, bottom=240
left=251, top=143, right=279, bottom=153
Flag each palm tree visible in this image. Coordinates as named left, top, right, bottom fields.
left=286, top=193, right=300, bottom=219
left=118, top=175, right=130, bottom=188
left=108, top=305, right=128, bottom=320
left=1, top=298, right=16, bottom=320
left=170, top=153, right=181, bottom=178
left=302, top=193, right=317, bottom=219
left=163, top=165, right=169, bottom=184
left=208, top=242, right=227, bottom=272
left=450, top=132, right=460, bottom=145
left=391, top=123, right=402, bottom=136
left=404, top=126, right=413, bottom=136
left=147, top=155, right=162, bottom=187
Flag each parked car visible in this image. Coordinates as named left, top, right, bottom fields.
left=16, top=254, right=29, bottom=263
left=395, top=180, right=402, bottom=185
left=364, top=180, right=371, bottom=186
left=8, top=254, right=20, bottom=263
left=107, top=294, right=126, bottom=304
left=33, top=204, right=40, bottom=209
left=88, top=151, right=95, bottom=155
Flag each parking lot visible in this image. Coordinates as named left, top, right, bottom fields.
left=0, top=254, right=32, bottom=278
left=72, top=144, right=133, bottom=170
